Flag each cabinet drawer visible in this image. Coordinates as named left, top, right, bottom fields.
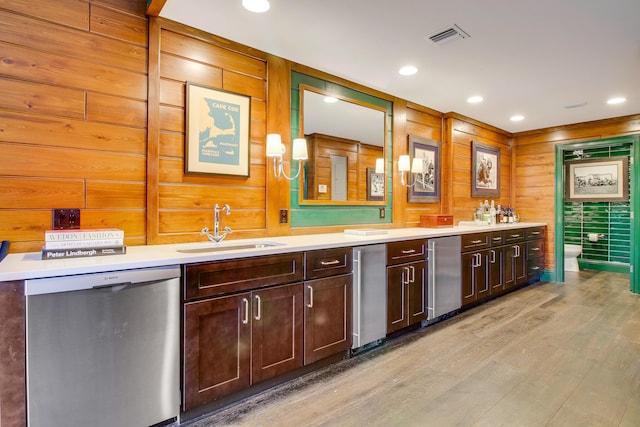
left=504, top=230, right=526, bottom=243
left=305, top=248, right=352, bottom=280
left=184, top=253, right=304, bottom=301
left=461, top=233, right=489, bottom=251
left=386, top=240, right=426, bottom=265
left=527, top=239, right=545, bottom=261
left=490, top=231, right=504, bottom=247
left=527, top=257, right=545, bottom=279
left=526, top=227, right=545, bottom=240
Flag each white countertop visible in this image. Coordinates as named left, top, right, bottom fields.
left=0, top=223, right=545, bottom=282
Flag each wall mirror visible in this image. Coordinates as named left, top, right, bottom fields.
left=299, top=85, right=388, bottom=205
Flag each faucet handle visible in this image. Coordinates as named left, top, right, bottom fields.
left=200, top=227, right=209, bottom=235
left=224, top=226, right=233, bottom=234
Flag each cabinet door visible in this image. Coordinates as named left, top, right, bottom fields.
left=476, top=250, right=490, bottom=301
left=504, top=243, right=527, bottom=289
left=515, top=243, right=528, bottom=285
left=461, top=252, right=477, bottom=307
left=386, top=264, right=406, bottom=333
left=183, top=293, right=251, bottom=410
left=462, top=251, right=488, bottom=307
left=304, top=274, right=352, bottom=365
left=407, top=261, right=427, bottom=325
left=489, top=248, right=504, bottom=296
left=252, top=283, right=304, bottom=384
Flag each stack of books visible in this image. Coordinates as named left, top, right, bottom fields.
left=42, top=228, right=126, bottom=260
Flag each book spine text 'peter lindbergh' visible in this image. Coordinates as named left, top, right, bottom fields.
left=41, top=245, right=127, bottom=260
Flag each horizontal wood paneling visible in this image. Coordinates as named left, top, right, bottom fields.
left=397, top=103, right=444, bottom=227
left=1, top=0, right=89, bottom=29
left=0, top=0, right=149, bottom=253
left=89, top=3, right=148, bottom=46
left=0, top=9, right=146, bottom=73
left=0, top=42, right=148, bottom=99
left=86, top=92, right=147, bottom=127
left=86, top=181, right=146, bottom=208
left=0, top=143, right=146, bottom=180
left=0, top=111, right=147, bottom=154
left=0, top=78, right=85, bottom=118
left=147, top=19, right=270, bottom=243
left=0, top=178, right=84, bottom=209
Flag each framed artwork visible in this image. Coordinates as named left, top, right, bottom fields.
left=185, top=82, right=251, bottom=176
left=565, top=156, right=629, bottom=202
left=366, top=167, right=385, bottom=201
left=407, top=135, right=441, bottom=203
left=471, top=140, right=500, bottom=197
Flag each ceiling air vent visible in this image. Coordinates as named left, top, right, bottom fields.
left=427, top=24, right=470, bottom=46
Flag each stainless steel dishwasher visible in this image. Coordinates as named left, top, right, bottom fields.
left=25, top=265, right=181, bottom=427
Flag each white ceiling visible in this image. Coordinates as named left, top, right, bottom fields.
left=159, top=0, right=640, bottom=133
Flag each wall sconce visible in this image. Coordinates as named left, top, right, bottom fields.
left=398, top=155, right=423, bottom=187
left=266, top=134, right=308, bottom=180
left=375, top=158, right=385, bottom=174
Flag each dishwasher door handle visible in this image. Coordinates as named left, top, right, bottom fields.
left=92, top=282, right=132, bottom=291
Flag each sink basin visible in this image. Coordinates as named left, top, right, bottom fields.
left=177, top=241, right=284, bottom=254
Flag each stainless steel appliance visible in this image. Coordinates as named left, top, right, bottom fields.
left=352, top=244, right=387, bottom=349
left=427, top=236, right=462, bottom=320
left=26, top=265, right=181, bottom=427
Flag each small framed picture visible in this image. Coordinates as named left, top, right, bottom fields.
left=407, top=135, right=441, bottom=203
left=565, top=156, right=629, bottom=202
left=185, top=82, right=251, bottom=176
left=366, top=167, right=385, bottom=201
left=471, top=140, right=500, bottom=197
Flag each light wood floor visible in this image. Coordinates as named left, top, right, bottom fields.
left=189, top=271, right=640, bottom=427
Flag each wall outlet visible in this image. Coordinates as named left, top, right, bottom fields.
left=279, top=209, right=288, bottom=224
left=379, top=207, right=385, bottom=219
left=52, top=208, right=81, bottom=230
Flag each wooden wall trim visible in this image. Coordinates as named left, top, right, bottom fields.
left=514, top=113, right=640, bottom=139
left=146, top=0, right=167, bottom=16
left=266, top=54, right=291, bottom=236
left=291, top=63, right=395, bottom=103
left=445, top=112, right=513, bottom=138
left=146, top=16, right=162, bottom=244
left=392, top=98, right=408, bottom=227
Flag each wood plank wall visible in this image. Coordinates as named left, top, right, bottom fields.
left=513, top=114, right=640, bottom=272
left=392, top=100, right=446, bottom=226
left=447, top=113, right=513, bottom=224
left=0, top=0, right=149, bottom=252
left=148, top=19, right=271, bottom=244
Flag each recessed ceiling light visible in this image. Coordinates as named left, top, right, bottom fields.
left=467, top=96, right=483, bottom=104
left=607, top=97, right=626, bottom=105
left=510, top=115, right=524, bottom=122
left=398, top=65, right=418, bottom=76
left=323, top=96, right=338, bottom=104
left=242, top=0, right=270, bottom=13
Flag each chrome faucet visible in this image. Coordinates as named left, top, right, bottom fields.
left=201, top=204, right=232, bottom=243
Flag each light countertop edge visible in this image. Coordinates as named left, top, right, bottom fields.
left=0, top=223, right=546, bottom=282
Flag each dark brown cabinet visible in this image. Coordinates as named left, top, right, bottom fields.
left=503, top=230, right=527, bottom=290
left=461, top=233, right=490, bottom=308
left=303, top=248, right=352, bottom=364
left=182, top=254, right=304, bottom=411
left=489, top=231, right=505, bottom=296
left=386, top=240, right=427, bottom=334
left=526, top=227, right=546, bottom=280
left=304, top=274, right=352, bottom=364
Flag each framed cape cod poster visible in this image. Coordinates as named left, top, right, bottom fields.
left=471, top=140, right=500, bottom=197
left=565, top=156, right=629, bottom=202
left=185, top=82, right=251, bottom=176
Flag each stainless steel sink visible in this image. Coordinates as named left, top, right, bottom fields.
left=176, top=242, right=284, bottom=254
